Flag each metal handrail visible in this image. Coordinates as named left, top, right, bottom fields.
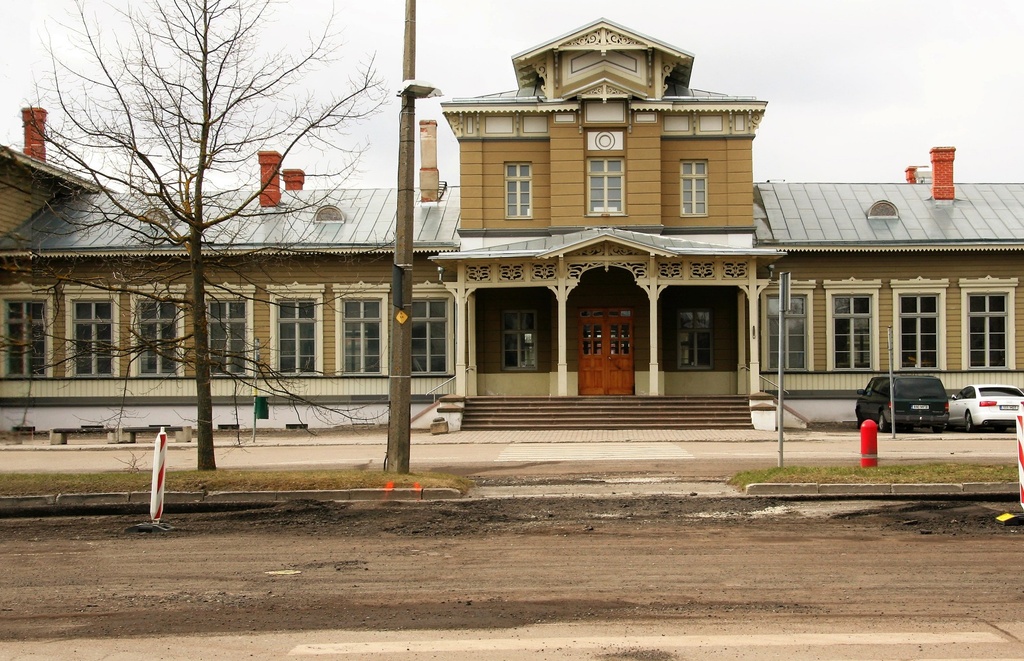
left=738, top=366, right=789, bottom=395
left=426, top=376, right=456, bottom=402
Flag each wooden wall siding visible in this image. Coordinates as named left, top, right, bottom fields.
left=660, top=285, right=739, bottom=372
left=659, top=137, right=754, bottom=228
left=623, top=122, right=662, bottom=224
left=476, top=141, right=550, bottom=229
left=458, top=141, right=484, bottom=229
left=0, top=375, right=450, bottom=400
left=473, top=287, right=554, bottom=374
left=760, top=371, right=1024, bottom=396
left=549, top=123, right=586, bottom=226
left=0, top=164, right=53, bottom=238
left=770, top=251, right=1024, bottom=374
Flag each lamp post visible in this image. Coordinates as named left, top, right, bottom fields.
left=387, top=0, right=440, bottom=474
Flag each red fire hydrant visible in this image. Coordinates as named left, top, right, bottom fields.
left=860, top=419, right=878, bottom=468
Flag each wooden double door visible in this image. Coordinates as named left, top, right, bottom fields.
left=578, top=308, right=635, bottom=395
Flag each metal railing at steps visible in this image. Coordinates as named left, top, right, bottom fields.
left=426, top=376, right=456, bottom=403
left=738, top=365, right=790, bottom=396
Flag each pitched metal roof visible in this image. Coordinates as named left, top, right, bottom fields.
left=755, top=182, right=1024, bottom=250
left=1, top=187, right=462, bottom=255
left=434, top=227, right=781, bottom=261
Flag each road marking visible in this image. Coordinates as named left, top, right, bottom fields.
left=495, top=442, right=692, bottom=462
left=290, top=631, right=1004, bottom=656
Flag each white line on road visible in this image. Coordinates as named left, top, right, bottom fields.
left=290, top=631, right=1004, bottom=656
left=495, top=442, right=692, bottom=462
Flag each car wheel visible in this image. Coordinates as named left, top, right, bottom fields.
left=877, top=409, right=889, bottom=433
left=964, top=412, right=975, bottom=433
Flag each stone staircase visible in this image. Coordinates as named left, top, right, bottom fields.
left=459, top=396, right=753, bottom=430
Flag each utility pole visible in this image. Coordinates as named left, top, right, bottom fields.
left=387, top=0, right=418, bottom=474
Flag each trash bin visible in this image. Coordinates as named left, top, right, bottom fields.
left=254, top=396, right=270, bottom=420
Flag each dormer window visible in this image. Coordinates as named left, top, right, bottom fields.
left=867, top=200, right=898, bottom=220
left=315, top=206, right=346, bottom=223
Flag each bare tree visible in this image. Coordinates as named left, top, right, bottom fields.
left=32, top=0, right=385, bottom=469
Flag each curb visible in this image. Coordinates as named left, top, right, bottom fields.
left=745, top=482, right=1018, bottom=497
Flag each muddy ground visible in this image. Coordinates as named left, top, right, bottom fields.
left=2, top=494, right=1023, bottom=642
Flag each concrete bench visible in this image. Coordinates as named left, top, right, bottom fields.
left=49, top=427, right=114, bottom=445
left=111, top=425, right=194, bottom=444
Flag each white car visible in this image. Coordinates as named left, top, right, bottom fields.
left=947, top=384, right=1024, bottom=432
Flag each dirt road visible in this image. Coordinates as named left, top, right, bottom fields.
left=2, top=492, right=1023, bottom=648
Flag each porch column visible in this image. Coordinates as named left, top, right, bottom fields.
left=467, top=289, right=478, bottom=396
left=646, top=257, right=661, bottom=396
left=553, top=283, right=569, bottom=396
left=447, top=269, right=470, bottom=397
left=740, top=276, right=770, bottom=395
left=736, top=290, right=747, bottom=394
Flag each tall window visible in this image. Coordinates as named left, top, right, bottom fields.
left=899, top=294, right=938, bottom=368
left=343, top=300, right=381, bottom=373
left=968, top=294, right=1006, bottom=368
left=6, top=301, right=46, bottom=377
left=678, top=309, right=713, bottom=369
left=138, top=300, right=179, bottom=375
left=505, top=163, right=531, bottom=218
left=73, top=300, right=113, bottom=376
left=588, top=159, right=623, bottom=213
left=412, top=299, right=447, bottom=373
left=833, top=295, right=871, bottom=369
left=767, top=295, right=806, bottom=369
left=680, top=161, right=707, bottom=215
left=209, top=300, right=247, bottom=375
left=278, top=300, right=316, bottom=373
left=502, top=310, right=536, bottom=370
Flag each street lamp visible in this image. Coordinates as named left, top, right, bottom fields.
left=387, top=0, right=441, bottom=474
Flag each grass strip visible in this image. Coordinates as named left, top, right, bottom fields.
left=0, top=469, right=474, bottom=497
left=729, top=463, right=1016, bottom=489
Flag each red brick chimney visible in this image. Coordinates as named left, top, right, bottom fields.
left=419, top=119, right=439, bottom=203
left=22, top=107, right=47, bottom=161
left=282, top=168, right=305, bottom=191
left=258, top=151, right=282, bottom=207
left=904, top=166, right=918, bottom=184
left=930, top=146, right=955, bottom=201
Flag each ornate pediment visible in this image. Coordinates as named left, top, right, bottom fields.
left=559, top=27, right=647, bottom=52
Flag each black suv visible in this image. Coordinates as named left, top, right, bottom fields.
left=855, top=375, right=949, bottom=432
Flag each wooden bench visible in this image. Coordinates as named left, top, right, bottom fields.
left=49, top=426, right=114, bottom=445
left=111, top=425, right=194, bottom=444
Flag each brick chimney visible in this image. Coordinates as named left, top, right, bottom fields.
left=930, top=146, right=955, bottom=201
left=282, top=168, right=305, bottom=191
left=22, top=107, right=47, bottom=161
left=904, top=166, right=917, bottom=184
left=258, top=151, right=282, bottom=207
left=419, top=119, right=439, bottom=203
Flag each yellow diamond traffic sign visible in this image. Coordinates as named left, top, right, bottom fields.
left=395, top=309, right=409, bottom=324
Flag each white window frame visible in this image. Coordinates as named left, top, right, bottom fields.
left=587, top=158, right=624, bottom=215
left=677, top=308, right=714, bottom=370
left=501, top=309, right=538, bottom=371
left=824, top=279, right=881, bottom=371
left=64, top=286, right=120, bottom=378
left=504, top=163, right=532, bottom=219
left=411, top=287, right=452, bottom=375
left=131, top=287, right=186, bottom=377
left=268, top=284, right=324, bottom=375
left=333, top=284, right=389, bottom=376
left=208, top=284, right=255, bottom=377
left=1, top=284, right=52, bottom=378
left=891, top=278, right=948, bottom=371
left=762, top=280, right=816, bottom=371
left=959, top=277, right=1017, bottom=370
left=680, top=160, right=708, bottom=216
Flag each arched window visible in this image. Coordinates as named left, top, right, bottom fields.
left=867, top=200, right=898, bottom=220
left=315, top=206, right=346, bottom=223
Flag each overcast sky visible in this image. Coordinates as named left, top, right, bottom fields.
left=4, top=0, right=1023, bottom=188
